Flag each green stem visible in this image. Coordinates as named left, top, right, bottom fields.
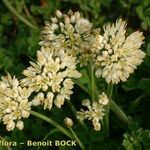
left=104, top=83, right=113, bottom=139
left=110, top=100, right=130, bottom=125
left=69, top=128, right=85, bottom=150
left=107, top=83, right=113, bottom=99
left=2, top=0, right=36, bottom=29
left=66, top=99, right=88, bottom=131
left=30, top=110, right=73, bottom=139
left=21, top=0, right=36, bottom=25
left=90, top=63, right=96, bottom=101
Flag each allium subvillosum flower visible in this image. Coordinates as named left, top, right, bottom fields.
left=39, top=10, right=99, bottom=64
left=0, top=74, right=32, bottom=131
left=77, top=92, right=109, bottom=131
left=21, top=47, right=81, bottom=110
left=94, top=19, right=146, bottom=84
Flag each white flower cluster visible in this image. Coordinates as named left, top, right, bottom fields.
left=0, top=74, right=32, bottom=131
left=94, top=19, right=146, bottom=84
left=39, top=10, right=145, bottom=83
left=39, top=10, right=99, bottom=66
left=77, top=92, right=109, bottom=131
left=0, top=10, right=145, bottom=132
left=21, top=47, right=81, bottom=110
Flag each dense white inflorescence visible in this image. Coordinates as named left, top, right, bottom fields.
left=21, top=47, right=81, bottom=110
left=39, top=10, right=100, bottom=66
left=94, top=19, right=146, bottom=84
left=0, top=74, right=32, bottom=131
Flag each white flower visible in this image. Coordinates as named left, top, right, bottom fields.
left=94, top=19, right=146, bottom=84
left=77, top=92, right=109, bottom=131
left=21, top=47, right=81, bottom=110
left=0, top=74, right=32, bottom=131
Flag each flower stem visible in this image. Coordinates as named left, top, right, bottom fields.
left=66, top=99, right=88, bottom=131
left=90, top=63, right=96, bottom=101
left=69, top=127, right=85, bottom=150
left=110, top=100, right=130, bottom=125
left=104, top=83, right=113, bottom=139
left=21, top=0, right=37, bottom=25
left=30, top=110, right=73, bottom=139
left=2, top=0, right=37, bottom=29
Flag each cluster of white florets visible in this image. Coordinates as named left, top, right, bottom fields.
left=0, top=74, right=32, bottom=131
left=39, top=10, right=93, bottom=55
left=94, top=19, right=145, bottom=84
left=77, top=92, right=109, bottom=131
left=39, top=10, right=100, bottom=66
left=21, top=47, right=81, bottom=110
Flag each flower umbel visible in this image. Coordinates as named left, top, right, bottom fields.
left=77, top=93, right=109, bottom=131
left=39, top=10, right=99, bottom=65
left=0, top=74, right=32, bottom=131
left=94, top=19, right=146, bottom=84
left=21, top=47, right=81, bottom=110
left=39, top=10, right=92, bottom=54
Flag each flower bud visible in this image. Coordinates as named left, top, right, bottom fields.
left=64, top=16, right=70, bottom=25
left=16, top=120, right=24, bottom=130
left=42, top=85, right=48, bottom=91
left=51, top=23, right=58, bottom=31
left=56, top=10, right=62, bottom=18
left=51, top=17, right=58, bottom=23
left=74, top=11, right=80, bottom=20
left=70, top=15, right=76, bottom=24
left=6, top=121, right=15, bottom=131
left=54, top=95, right=64, bottom=108
left=13, top=78, right=19, bottom=87
left=64, top=117, right=73, bottom=128
left=32, top=98, right=40, bottom=106
left=98, top=35, right=103, bottom=43
left=22, top=110, right=30, bottom=118
left=94, top=123, right=101, bottom=131
left=102, top=51, right=108, bottom=57
left=98, top=92, right=109, bottom=105
left=5, top=108, right=12, bottom=113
